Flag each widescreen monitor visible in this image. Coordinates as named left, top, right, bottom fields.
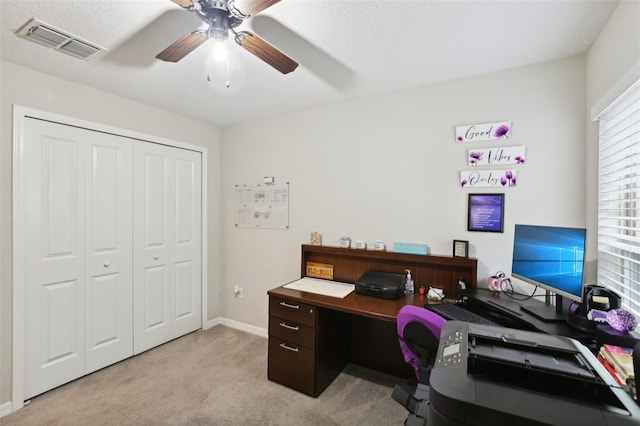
left=511, top=224, right=586, bottom=319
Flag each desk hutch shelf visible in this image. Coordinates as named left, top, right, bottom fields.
left=300, top=244, right=477, bottom=296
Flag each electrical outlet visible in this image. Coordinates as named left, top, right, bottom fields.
left=234, top=285, right=243, bottom=298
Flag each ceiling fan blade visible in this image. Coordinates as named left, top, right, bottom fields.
left=235, top=31, right=298, bottom=74
left=170, top=0, right=193, bottom=8
left=156, top=31, right=207, bottom=62
left=233, top=0, right=281, bottom=17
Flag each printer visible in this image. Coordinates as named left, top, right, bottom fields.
left=428, top=321, right=640, bottom=426
left=355, top=270, right=405, bottom=300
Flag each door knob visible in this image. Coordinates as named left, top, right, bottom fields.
left=153, top=255, right=159, bottom=260
left=104, top=261, right=110, bottom=268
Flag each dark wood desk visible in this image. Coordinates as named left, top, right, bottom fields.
left=267, top=286, right=433, bottom=397
left=267, top=245, right=478, bottom=397
left=461, top=288, right=595, bottom=343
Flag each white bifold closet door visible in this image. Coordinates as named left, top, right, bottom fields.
left=132, top=142, right=202, bottom=354
left=23, top=118, right=133, bottom=399
left=21, top=117, right=202, bottom=400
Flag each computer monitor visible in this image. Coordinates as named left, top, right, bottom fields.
left=511, top=224, right=586, bottom=321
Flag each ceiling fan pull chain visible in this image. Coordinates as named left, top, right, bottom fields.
left=226, top=53, right=231, bottom=88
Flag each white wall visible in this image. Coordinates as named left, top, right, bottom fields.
left=586, top=0, right=640, bottom=113
left=220, top=55, right=588, bottom=329
left=584, top=0, right=640, bottom=280
left=0, top=60, right=222, bottom=406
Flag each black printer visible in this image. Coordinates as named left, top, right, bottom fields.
left=428, top=321, right=640, bottom=426
left=355, top=271, right=405, bottom=300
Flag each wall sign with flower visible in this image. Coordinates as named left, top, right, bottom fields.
left=460, top=169, right=517, bottom=188
left=456, top=121, right=511, bottom=143
left=467, top=146, right=526, bottom=166
left=456, top=120, right=525, bottom=188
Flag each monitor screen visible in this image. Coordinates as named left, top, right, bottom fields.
left=511, top=224, right=586, bottom=303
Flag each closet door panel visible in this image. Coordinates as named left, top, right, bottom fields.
left=133, top=144, right=173, bottom=354
left=88, top=274, right=121, bottom=341
left=133, top=144, right=202, bottom=353
left=143, top=265, right=169, bottom=328
left=23, top=119, right=86, bottom=399
left=175, top=260, right=194, bottom=318
left=172, top=152, right=202, bottom=335
left=85, top=136, right=133, bottom=373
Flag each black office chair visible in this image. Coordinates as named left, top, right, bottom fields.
left=392, top=305, right=446, bottom=426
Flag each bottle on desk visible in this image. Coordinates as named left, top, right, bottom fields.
left=405, top=270, right=414, bottom=294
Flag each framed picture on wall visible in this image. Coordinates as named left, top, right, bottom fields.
left=467, top=193, right=504, bottom=233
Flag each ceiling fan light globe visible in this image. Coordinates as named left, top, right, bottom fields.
left=211, top=39, right=228, bottom=62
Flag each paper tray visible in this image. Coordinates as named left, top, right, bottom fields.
left=283, top=277, right=355, bottom=298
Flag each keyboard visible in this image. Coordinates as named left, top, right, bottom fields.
left=426, top=302, right=498, bottom=326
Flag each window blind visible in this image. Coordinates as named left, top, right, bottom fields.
left=598, top=80, right=640, bottom=317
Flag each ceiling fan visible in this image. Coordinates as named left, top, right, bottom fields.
left=156, top=0, right=298, bottom=74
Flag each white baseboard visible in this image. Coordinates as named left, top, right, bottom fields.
left=205, top=317, right=224, bottom=329
left=208, top=317, right=268, bottom=338
left=1, top=401, right=13, bottom=418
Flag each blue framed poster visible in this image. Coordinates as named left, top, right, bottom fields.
left=467, top=193, right=504, bottom=233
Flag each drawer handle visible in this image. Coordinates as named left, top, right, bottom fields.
left=279, top=301, right=300, bottom=310
left=279, top=342, right=299, bottom=352
left=279, top=322, right=299, bottom=331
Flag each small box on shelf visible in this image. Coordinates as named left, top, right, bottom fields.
left=393, top=242, right=429, bottom=255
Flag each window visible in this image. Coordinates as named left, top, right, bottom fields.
left=597, top=80, right=640, bottom=317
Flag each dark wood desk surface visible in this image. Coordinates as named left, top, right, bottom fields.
left=268, top=285, right=431, bottom=322
left=268, top=285, right=437, bottom=380
left=462, top=288, right=595, bottom=343
left=268, top=284, right=596, bottom=343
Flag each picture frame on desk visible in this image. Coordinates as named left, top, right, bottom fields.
left=453, top=240, right=469, bottom=258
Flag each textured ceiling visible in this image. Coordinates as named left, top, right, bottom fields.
left=0, top=0, right=619, bottom=126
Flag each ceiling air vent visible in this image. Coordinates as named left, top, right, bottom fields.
left=60, top=39, right=101, bottom=58
left=16, top=18, right=107, bottom=60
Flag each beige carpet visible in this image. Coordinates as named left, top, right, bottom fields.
left=2, top=326, right=408, bottom=425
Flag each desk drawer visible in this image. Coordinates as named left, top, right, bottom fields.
left=269, top=316, right=315, bottom=348
left=268, top=337, right=316, bottom=396
left=269, top=296, right=316, bottom=327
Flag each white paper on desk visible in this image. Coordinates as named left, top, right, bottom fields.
left=283, top=277, right=355, bottom=298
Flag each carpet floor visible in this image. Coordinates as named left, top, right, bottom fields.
left=2, top=326, right=408, bottom=425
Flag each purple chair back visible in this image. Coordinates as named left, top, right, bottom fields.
left=397, top=305, right=446, bottom=381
